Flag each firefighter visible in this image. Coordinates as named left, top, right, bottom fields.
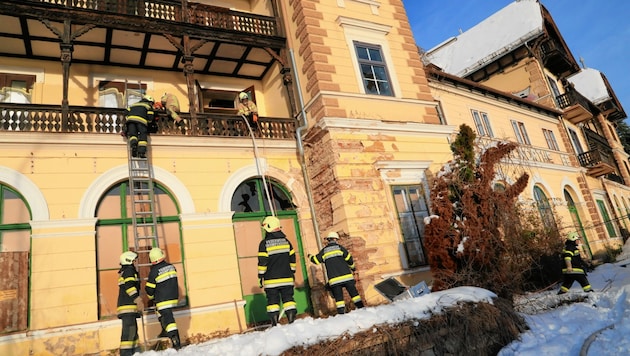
left=145, top=247, right=181, bottom=349
left=309, top=232, right=364, bottom=314
left=237, top=92, right=258, bottom=130
left=117, top=251, right=143, bottom=356
left=257, top=216, right=297, bottom=325
left=124, top=95, right=155, bottom=158
left=158, top=92, right=182, bottom=125
left=558, top=232, right=593, bottom=294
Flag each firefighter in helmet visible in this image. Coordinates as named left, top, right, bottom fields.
left=145, top=247, right=181, bottom=349
left=117, top=251, right=143, bottom=356
left=309, top=232, right=364, bottom=314
left=257, top=216, right=297, bottom=325
left=558, top=232, right=593, bottom=294
left=124, top=95, right=155, bottom=158
left=237, top=92, right=259, bottom=130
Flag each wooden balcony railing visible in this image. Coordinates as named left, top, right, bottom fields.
left=36, top=0, right=279, bottom=36
left=0, top=103, right=296, bottom=140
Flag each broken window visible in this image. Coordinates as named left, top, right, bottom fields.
left=392, top=185, right=429, bottom=268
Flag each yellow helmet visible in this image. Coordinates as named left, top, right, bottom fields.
left=325, top=231, right=340, bottom=240
left=143, top=95, right=154, bottom=103
left=149, top=247, right=165, bottom=264
left=262, top=216, right=281, bottom=232
left=239, top=92, right=249, bottom=100
left=120, top=251, right=138, bottom=265
left=567, top=232, right=580, bottom=241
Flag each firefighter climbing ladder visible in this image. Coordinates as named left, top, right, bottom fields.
left=126, top=145, right=169, bottom=349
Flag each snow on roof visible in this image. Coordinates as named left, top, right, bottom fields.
left=425, top=0, right=543, bottom=77
left=567, top=68, right=610, bottom=105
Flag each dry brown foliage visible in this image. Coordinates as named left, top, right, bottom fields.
left=425, top=125, right=562, bottom=298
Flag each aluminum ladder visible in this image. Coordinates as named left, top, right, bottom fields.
left=126, top=146, right=160, bottom=280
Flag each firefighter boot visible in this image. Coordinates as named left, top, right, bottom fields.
left=169, top=332, right=181, bottom=350
left=268, top=312, right=279, bottom=326
left=337, top=307, right=345, bottom=315
left=286, top=309, right=297, bottom=324
left=355, top=301, right=365, bottom=309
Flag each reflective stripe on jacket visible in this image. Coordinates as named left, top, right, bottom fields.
left=310, top=242, right=355, bottom=286
left=258, top=230, right=295, bottom=288
left=145, top=260, right=179, bottom=310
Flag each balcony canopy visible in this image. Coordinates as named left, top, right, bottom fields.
left=0, top=0, right=285, bottom=80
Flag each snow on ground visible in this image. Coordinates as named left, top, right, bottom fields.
left=139, top=240, right=630, bottom=356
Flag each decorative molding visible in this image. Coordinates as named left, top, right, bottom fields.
left=78, top=164, right=195, bottom=218
left=0, top=166, right=49, bottom=221
left=318, top=117, right=456, bottom=138
left=337, top=0, right=381, bottom=15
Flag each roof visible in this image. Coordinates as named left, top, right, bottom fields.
left=568, top=68, right=611, bottom=105
left=425, top=0, right=543, bottom=77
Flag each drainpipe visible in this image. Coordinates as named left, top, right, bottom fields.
left=289, top=49, right=323, bottom=250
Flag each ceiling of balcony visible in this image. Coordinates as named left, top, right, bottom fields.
left=0, top=7, right=283, bottom=80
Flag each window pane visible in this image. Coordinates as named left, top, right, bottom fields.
left=356, top=46, right=369, bottom=60
left=232, top=181, right=261, bottom=212
left=360, top=64, right=375, bottom=79
left=1, top=230, right=30, bottom=252
left=368, top=48, right=383, bottom=62
left=373, top=66, right=388, bottom=81
left=378, top=81, right=393, bottom=96
left=2, top=190, right=30, bottom=224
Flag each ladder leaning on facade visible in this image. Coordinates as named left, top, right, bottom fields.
left=126, top=145, right=170, bottom=349
left=126, top=145, right=160, bottom=279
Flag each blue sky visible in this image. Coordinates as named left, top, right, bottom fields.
left=402, top=0, right=630, bottom=122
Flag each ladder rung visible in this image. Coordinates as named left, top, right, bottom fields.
left=136, top=236, right=158, bottom=240
left=135, top=211, right=154, bottom=215
left=134, top=199, right=152, bottom=203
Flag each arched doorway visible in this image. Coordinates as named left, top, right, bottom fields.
left=564, top=188, right=592, bottom=258
left=230, top=178, right=310, bottom=325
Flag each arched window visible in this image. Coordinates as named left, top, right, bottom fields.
left=0, top=184, right=31, bottom=333
left=231, top=178, right=296, bottom=214
left=95, top=180, right=185, bottom=319
left=533, top=186, right=556, bottom=230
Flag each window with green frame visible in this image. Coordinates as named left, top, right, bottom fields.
left=95, top=180, right=185, bottom=319
left=596, top=199, right=617, bottom=237
left=533, top=186, right=556, bottom=230
left=0, top=184, right=31, bottom=333
left=231, top=178, right=296, bottom=215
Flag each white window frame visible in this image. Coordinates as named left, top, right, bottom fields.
left=336, top=16, right=401, bottom=98
left=542, top=128, right=560, bottom=151
left=471, top=109, right=494, bottom=137
left=511, top=119, right=531, bottom=145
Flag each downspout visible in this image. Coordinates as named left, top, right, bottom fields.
left=289, top=49, right=323, bottom=250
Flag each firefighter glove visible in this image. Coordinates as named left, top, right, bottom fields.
left=134, top=297, right=144, bottom=312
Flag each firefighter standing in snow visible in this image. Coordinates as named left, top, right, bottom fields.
left=125, top=95, right=155, bottom=158
left=309, top=232, right=364, bottom=314
left=145, top=247, right=181, bottom=349
left=558, top=232, right=593, bottom=294
left=117, top=251, right=144, bottom=356
left=257, top=216, right=297, bottom=325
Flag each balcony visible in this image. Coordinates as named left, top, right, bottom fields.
left=0, top=103, right=296, bottom=139
left=0, top=0, right=284, bottom=80
left=577, top=148, right=616, bottom=177
left=538, top=39, right=578, bottom=77
left=556, top=89, right=598, bottom=125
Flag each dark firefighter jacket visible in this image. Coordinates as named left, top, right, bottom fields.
left=145, top=260, right=179, bottom=311
left=258, top=230, right=296, bottom=288
left=562, top=240, right=587, bottom=274
left=126, top=99, right=154, bottom=125
left=117, top=265, right=141, bottom=317
left=310, top=241, right=356, bottom=286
